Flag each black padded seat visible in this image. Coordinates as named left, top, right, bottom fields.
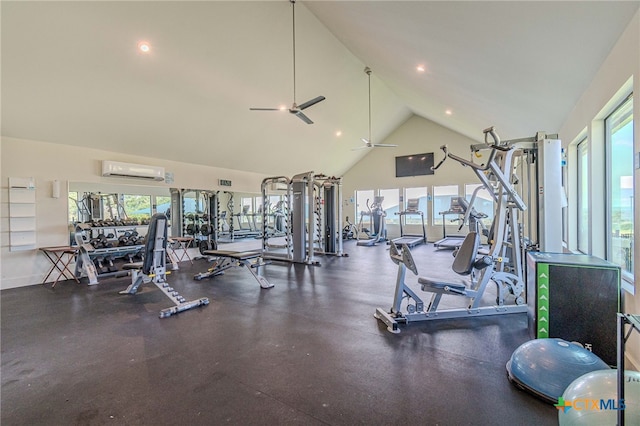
left=451, top=232, right=480, bottom=275
left=419, top=232, right=479, bottom=294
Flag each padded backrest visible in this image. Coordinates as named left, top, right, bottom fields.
left=451, top=232, right=480, bottom=276
left=142, top=213, right=168, bottom=275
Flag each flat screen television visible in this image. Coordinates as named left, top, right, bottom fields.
left=395, top=152, right=434, bottom=177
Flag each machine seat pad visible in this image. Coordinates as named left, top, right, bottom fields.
left=202, top=250, right=262, bottom=261
left=418, top=277, right=466, bottom=291
left=122, top=262, right=144, bottom=270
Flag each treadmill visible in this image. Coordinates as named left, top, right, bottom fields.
left=391, top=198, right=426, bottom=248
left=433, top=197, right=466, bottom=249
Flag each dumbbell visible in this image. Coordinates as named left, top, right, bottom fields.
left=93, top=256, right=105, bottom=274
left=105, top=255, right=117, bottom=272
left=118, top=232, right=130, bottom=247
left=90, top=237, right=103, bottom=249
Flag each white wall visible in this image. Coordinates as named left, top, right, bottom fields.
left=342, top=114, right=479, bottom=241
left=558, top=10, right=639, bottom=369
left=0, top=136, right=271, bottom=289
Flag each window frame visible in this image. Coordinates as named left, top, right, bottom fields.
left=604, top=94, right=634, bottom=284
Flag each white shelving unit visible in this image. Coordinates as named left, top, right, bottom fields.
left=9, top=177, right=37, bottom=251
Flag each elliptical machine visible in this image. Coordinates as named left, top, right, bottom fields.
left=357, top=196, right=387, bottom=246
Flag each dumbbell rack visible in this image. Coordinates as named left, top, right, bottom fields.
left=73, top=223, right=147, bottom=282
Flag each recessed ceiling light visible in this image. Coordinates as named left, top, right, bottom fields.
left=335, top=130, right=342, bottom=137
left=445, top=109, right=453, bottom=115
left=416, top=65, right=426, bottom=73
left=278, top=105, right=287, bottom=111
left=138, top=41, right=151, bottom=53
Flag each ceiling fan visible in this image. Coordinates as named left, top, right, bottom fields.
left=352, top=67, right=398, bottom=150
left=250, top=0, right=325, bottom=124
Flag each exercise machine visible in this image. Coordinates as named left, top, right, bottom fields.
left=469, top=130, right=564, bottom=253
left=375, top=127, right=529, bottom=332
left=356, top=196, right=387, bottom=246
left=194, top=250, right=274, bottom=289
left=342, top=216, right=358, bottom=240
left=375, top=232, right=527, bottom=333
left=391, top=198, right=426, bottom=248
left=119, top=213, right=209, bottom=318
left=433, top=197, right=467, bottom=249
left=261, top=172, right=346, bottom=265
left=434, top=196, right=489, bottom=250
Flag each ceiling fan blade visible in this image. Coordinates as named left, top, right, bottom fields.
left=249, top=107, right=281, bottom=111
left=293, top=110, right=314, bottom=124
left=373, top=144, right=398, bottom=148
left=298, top=96, right=325, bottom=110
left=361, top=138, right=370, bottom=144
left=351, top=145, right=370, bottom=151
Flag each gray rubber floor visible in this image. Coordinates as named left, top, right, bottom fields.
left=1, top=240, right=557, bottom=425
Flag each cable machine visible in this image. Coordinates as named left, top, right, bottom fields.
left=375, top=127, right=564, bottom=332
left=261, top=172, right=345, bottom=265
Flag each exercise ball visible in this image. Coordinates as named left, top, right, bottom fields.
left=506, top=338, right=610, bottom=403
left=558, top=369, right=640, bottom=425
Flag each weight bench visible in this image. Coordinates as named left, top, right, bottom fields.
left=194, top=250, right=274, bottom=289
left=120, top=213, right=209, bottom=318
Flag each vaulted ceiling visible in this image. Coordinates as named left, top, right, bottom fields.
left=2, top=1, right=638, bottom=177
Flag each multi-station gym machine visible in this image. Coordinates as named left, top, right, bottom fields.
left=375, top=127, right=564, bottom=332
left=261, top=172, right=346, bottom=265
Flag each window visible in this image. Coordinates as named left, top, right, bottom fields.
left=464, top=183, right=494, bottom=228
left=432, top=185, right=458, bottom=225
left=605, top=95, right=633, bottom=280
left=155, top=196, right=171, bottom=215
left=254, top=196, right=263, bottom=226
left=404, top=187, right=428, bottom=225
left=379, top=189, right=399, bottom=224
left=123, top=194, right=151, bottom=220
left=241, top=197, right=253, bottom=213
left=577, top=139, right=589, bottom=253
left=355, top=190, right=374, bottom=223
left=68, top=191, right=79, bottom=223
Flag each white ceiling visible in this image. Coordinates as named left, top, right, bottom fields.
left=2, top=1, right=639, bottom=178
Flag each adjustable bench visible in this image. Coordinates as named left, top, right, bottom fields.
left=194, top=250, right=274, bottom=289
left=119, top=213, right=209, bottom=318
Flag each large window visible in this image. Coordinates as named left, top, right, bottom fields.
left=432, top=185, right=458, bottom=226
left=605, top=95, right=633, bottom=280
left=379, top=188, right=400, bottom=225
left=577, top=139, right=589, bottom=253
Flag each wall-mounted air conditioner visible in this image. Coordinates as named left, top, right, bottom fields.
left=101, top=161, right=165, bottom=181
